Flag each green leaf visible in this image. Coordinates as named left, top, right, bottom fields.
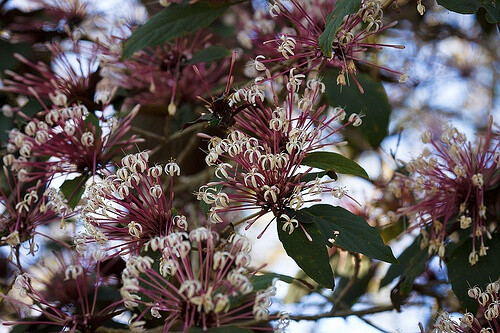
left=286, top=205, right=397, bottom=263
left=60, top=175, right=88, bottom=209
left=318, top=0, right=362, bottom=57
left=378, top=218, right=408, bottom=244
left=277, top=219, right=334, bottom=288
left=380, top=236, right=426, bottom=288
left=0, top=115, right=14, bottom=143
left=298, top=170, right=338, bottom=183
left=188, top=46, right=231, bottom=64
left=301, top=151, right=369, bottom=179
left=20, top=99, right=43, bottom=118
left=84, top=113, right=101, bottom=138
left=333, top=273, right=371, bottom=308
left=250, top=272, right=295, bottom=291
left=324, top=70, right=392, bottom=148
left=0, top=40, right=32, bottom=71
left=122, top=2, right=231, bottom=58
left=437, top=0, right=499, bottom=23
left=447, top=233, right=500, bottom=312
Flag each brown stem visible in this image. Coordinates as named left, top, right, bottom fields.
left=331, top=252, right=361, bottom=311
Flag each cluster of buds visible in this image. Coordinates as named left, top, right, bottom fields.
left=2, top=253, right=124, bottom=332
left=197, top=70, right=361, bottom=237
left=239, top=0, right=403, bottom=89
left=391, top=117, right=499, bottom=264
left=434, top=281, right=499, bottom=333
left=80, top=151, right=184, bottom=255
left=5, top=103, right=141, bottom=183
left=121, top=227, right=286, bottom=331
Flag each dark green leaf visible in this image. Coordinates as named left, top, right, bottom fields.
left=84, top=113, right=101, bottom=138
left=286, top=205, right=397, bottom=263
left=301, top=151, right=369, bottom=179
left=122, top=2, right=231, bottom=58
left=250, top=272, right=295, bottom=291
left=60, top=175, right=88, bottom=209
left=437, top=0, right=499, bottom=23
left=277, top=219, right=334, bottom=288
left=0, top=40, right=32, bottom=70
left=447, top=233, right=500, bottom=312
left=0, top=115, right=14, bottom=143
left=380, top=235, right=426, bottom=288
left=318, top=0, right=362, bottom=57
left=189, top=327, right=253, bottom=333
left=399, top=245, right=429, bottom=294
left=188, top=46, right=231, bottom=64
left=298, top=170, right=336, bottom=183
left=20, top=99, right=43, bottom=118
left=378, top=217, right=408, bottom=244
left=333, top=273, right=371, bottom=308
left=324, top=70, right=392, bottom=148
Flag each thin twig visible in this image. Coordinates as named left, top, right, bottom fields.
left=359, top=316, right=391, bottom=333
left=289, top=304, right=396, bottom=321
left=131, top=126, right=167, bottom=141
left=331, top=253, right=361, bottom=311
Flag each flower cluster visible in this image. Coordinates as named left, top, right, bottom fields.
left=3, top=39, right=103, bottom=110
left=121, top=227, right=286, bottom=332
left=239, top=0, right=403, bottom=89
left=100, top=32, right=228, bottom=109
left=5, top=104, right=141, bottom=183
left=0, top=0, right=99, bottom=43
left=434, top=281, right=499, bottom=333
left=0, top=166, right=69, bottom=254
left=197, top=70, right=361, bottom=237
left=391, top=117, right=499, bottom=264
left=80, top=151, right=184, bottom=255
left=2, top=253, right=124, bottom=332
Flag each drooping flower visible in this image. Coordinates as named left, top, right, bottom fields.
left=197, top=69, right=361, bottom=237
left=433, top=280, right=499, bottom=333
left=2, top=252, right=124, bottom=333
left=239, top=0, right=404, bottom=90
left=0, top=165, right=69, bottom=255
left=391, top=116, right=499, bottom=264
left=122, top=227, right=287, bottom=332
left=81, top=152, right=185, bottom=255
left=6, top=104, right=141, bottom=183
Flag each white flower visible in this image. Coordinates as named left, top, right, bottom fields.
left=165, top=160, right=180, bottom=176
left=81, top=132, right=94, bottom=147
left=278, top=35, right=296, bottom=60
left=64, top=265, right=83, bottom=280
left=281, top=214, right=298, bottom=235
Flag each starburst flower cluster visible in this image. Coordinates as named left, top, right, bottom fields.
left=0, top=167, right=69, bottom=254
left=197, top=69, right=361, bottom=237
left=79, top=151, right=185, bottom=255
left=2, top=252, right=124, bottom=333
left=3, top=39, right=103, bottom=110
left=391, top=117, right=499, bottom=264
left=0, top=0, right=99, bottom=43
left=100, top=31, right=228, bottom=109
left=4, top=103, right=141, bottom=183
left=240, top=0, right=403, bottom=89
left=121, top=227, right=288, bottom=332
left=434, top=281, right=499, bottom=333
